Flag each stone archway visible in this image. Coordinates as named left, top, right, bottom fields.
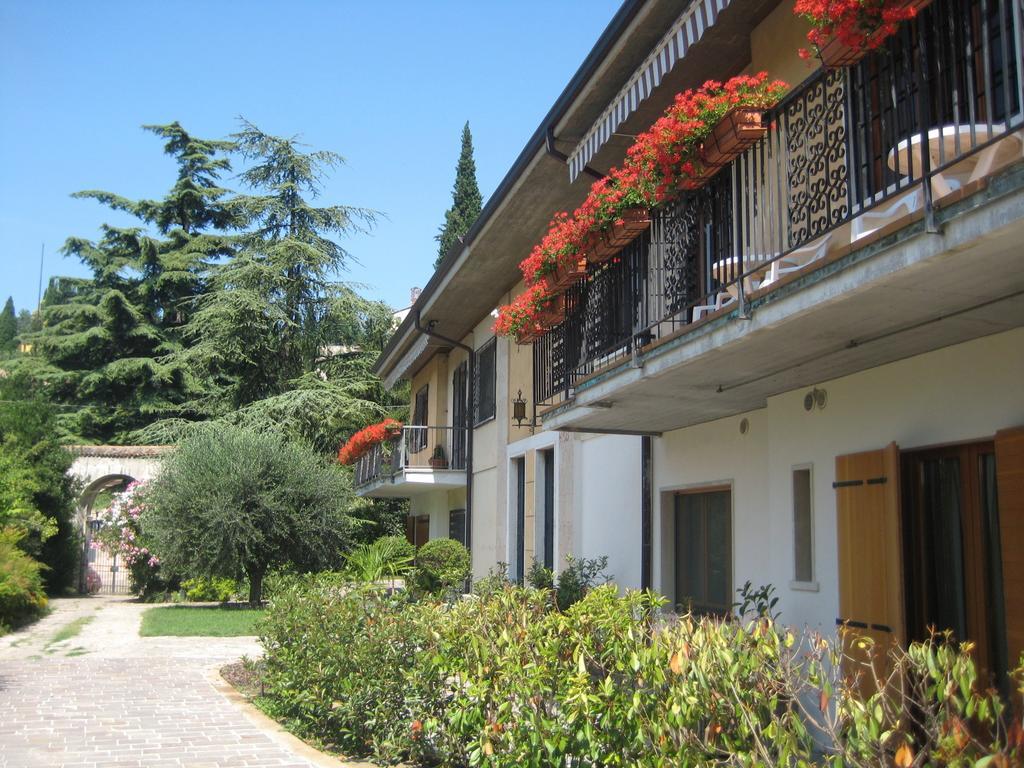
left=68, top=446, right=173, bottom=594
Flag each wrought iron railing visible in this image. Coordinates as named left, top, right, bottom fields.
left=353, top=425, right=468, bottom=489
left=535, top=0, right=1023, bottom=408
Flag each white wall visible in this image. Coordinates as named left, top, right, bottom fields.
left=577, top=433, right=643, bottom=590
left=653, top=328, right=1024, bottom=633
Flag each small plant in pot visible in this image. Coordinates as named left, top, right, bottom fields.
left=428, top=444, right=448, bottom=469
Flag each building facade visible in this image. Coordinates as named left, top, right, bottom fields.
left=360, top=0, right=1024, bottom=694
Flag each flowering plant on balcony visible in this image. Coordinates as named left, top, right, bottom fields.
left=494, top=73, right=787, bottom=342
left=337, top=419, right=403, bottom=465
left=493, top=284, right=558, bottom=344
left=794, top=0, right=925, bottom=61
left=626, top=73, right=789, bottom=194
left=518, top=212, right=590, bottom=285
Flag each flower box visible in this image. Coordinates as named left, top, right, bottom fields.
left=583, top=208, right=651, bottom=264
left=680, top=108, right=767, bottom=190
left=805, top=0, right=934, bottom=68
left=541, top=257, right=588, bottom=292
left=534, top=295, right=566, bottom=328
left=515, top=326, right=545, bottom=345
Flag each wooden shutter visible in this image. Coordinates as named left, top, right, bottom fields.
left=835, top=443, right=904, bottom=686
left=995, top=427, right=1024, bottom=688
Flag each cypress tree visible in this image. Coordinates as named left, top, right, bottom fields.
left=435, top=122, right=483, bottom=268
left=0, top=297, right=16, bottom=352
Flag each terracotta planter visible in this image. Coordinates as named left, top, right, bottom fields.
left=428, top=457, right=448, bottom=469
left=584, top=208, right=652, bottom=264
left=817, top=0, right=934, bottom=68
left=541, top=257, right=588, bottom=292
left=679, top=107, right=768, bottom=190
left=582, top=231, right=618, bottom=263
left=534, top=295, right=566, bottom=329
left=515, top=326, right=545, bottom=345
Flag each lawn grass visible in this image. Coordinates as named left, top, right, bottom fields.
left=139, top=605, right=265, bottom=637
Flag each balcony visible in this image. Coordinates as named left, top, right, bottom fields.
left=536, top=0, right=1024, bottom=434
left=353, top=425, right=468, bottom=498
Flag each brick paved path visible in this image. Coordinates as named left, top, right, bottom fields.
left=0, top=597, right=329, bottom=768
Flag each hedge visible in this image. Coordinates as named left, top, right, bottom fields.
left=257, top=577, right=1024, bottom=767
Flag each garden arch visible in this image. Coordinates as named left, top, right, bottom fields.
left=68, top=446, right=173, bottom=594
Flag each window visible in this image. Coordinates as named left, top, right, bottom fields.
left=473, top=338, right=496, bottom=426
left=674, top=489, right=731, bottom=615
left=411, top=385, right=428, bottom=452
left=792, top=467, right=814, bottom=584
left=512, top=457, right=526, bottom=582
left=540, top=449, right=555, bottom=570
left=448, top=509, right=466, bottom=546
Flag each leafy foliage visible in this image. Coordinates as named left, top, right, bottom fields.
left=257, top=580, right=1024, bottom=767
left=554, top=554, right=610, bottom=610
left=141, top=425, right=352, bottom=605
left=435, top=122, right=483, bottom=268
left=409, top=538, right=470, bottom=597
left=345, top=535, right=415, bottom=584
left=0, top=527, right=48, bottom=632
left=0, top=378, right=79, bottom=592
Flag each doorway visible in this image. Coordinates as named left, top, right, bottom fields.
left=901, top=442, right=1008, bottom=689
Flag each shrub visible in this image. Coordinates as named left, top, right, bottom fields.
left=410, top=538, right=470, bottom=597
left=525, top=559, right=554, bottom=591
left=258, top=575, right=431, bottom=762
left=181, top=576, right=239, bottom=602
left=256, top=579, right=1024, bottom=767
left=555, top=553, right=610, bottom=609
left=0, top=527, right=48, bottom=631
left=345, top=535, right=415, bottom=584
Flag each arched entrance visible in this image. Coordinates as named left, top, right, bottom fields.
left=79, top=474, right=135, bottom=595
left=68, top=446, right=172, bottom=595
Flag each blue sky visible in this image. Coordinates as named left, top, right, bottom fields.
left=0, top=0, right=622, bottom=314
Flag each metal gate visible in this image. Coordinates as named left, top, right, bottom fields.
left=83, top=520, right=134, bottom=595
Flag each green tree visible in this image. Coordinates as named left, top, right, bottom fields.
left=139, top=121, right=398, bottom=451
left=435, top=122, right=483, bottom=268
left=0, top=375, right=80, bottom=593
left=0, top=298, right=16, bottom=353
left=15, top=309, right=38, bottom=336
left=15, top=123, right=234, bottom=443
left=142, top=425, right=352, bottom=605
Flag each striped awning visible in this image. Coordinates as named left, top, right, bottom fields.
left=567, top=0, right=734, bottom=182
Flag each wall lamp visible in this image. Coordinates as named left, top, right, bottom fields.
left=512, top=389, right=530, bottom=428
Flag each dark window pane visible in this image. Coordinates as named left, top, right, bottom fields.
left=793, top=468, right=813, bottom=582
left=474, top=338, right=496, bottom=425
left=448, top=509, right=466, bottom=546
left=675, top=490, right=731, bottom=614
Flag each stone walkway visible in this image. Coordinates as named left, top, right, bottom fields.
left=0, top=596, right=335, bottom=768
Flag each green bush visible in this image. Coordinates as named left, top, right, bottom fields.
left=410, top=538, right=470, bottom=596
left=258, top=574, right=430, bottom=762
left=257, top=579, right=1024, bottom=767
left=0, top=527, right=48, bottom=632
left=345, top=535, right=415, bottom=583
left=554, top=553, right=610, bottom=609
left=181, top=576, right=239, bottom=602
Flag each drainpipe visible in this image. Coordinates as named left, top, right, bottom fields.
left=413, top=310, right=475, bottom=574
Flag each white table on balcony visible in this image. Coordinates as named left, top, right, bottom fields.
left=886, top=124, right=1021, bottom=197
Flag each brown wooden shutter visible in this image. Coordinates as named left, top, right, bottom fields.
left=994, top=427, right=1024, bottom=684
left=835, top=443, right=904, bottom=685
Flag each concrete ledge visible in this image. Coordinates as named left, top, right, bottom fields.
left=209, top=666, right=380, bottom=768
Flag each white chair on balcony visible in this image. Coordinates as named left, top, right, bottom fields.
left=691, top=290, right=737, bottom=321
left=850, top=187, right=924, bottom=243
left=754, top=233, right=834, bottom=290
